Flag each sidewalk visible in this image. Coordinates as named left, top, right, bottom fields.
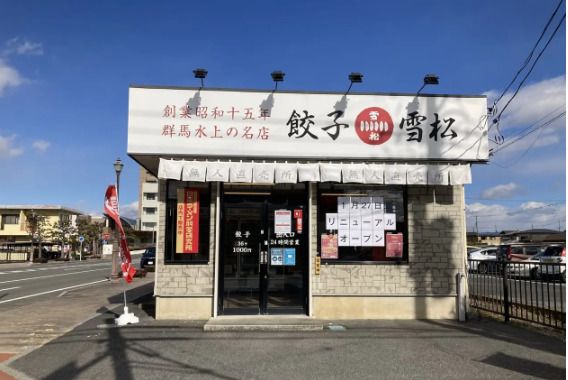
left=3, top=292, right=565, bottom=380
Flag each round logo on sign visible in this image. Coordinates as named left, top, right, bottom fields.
left=354, top=107, right=394, bottom=145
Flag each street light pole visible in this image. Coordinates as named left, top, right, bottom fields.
left=111, top=158, right=124, bottom=281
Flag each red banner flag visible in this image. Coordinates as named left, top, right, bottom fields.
left=103, top=185, right=136, bottom=282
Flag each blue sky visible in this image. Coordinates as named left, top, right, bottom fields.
left=0, top=0, right=565, bottom=232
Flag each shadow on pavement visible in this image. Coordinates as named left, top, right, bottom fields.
left=479, top=352, right=565, bottom=380
left=419, top=319, right=565, bottom=357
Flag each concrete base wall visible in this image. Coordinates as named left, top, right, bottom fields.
left=156, top=297, right=212, bottom=320
left=313, top=296, right=457, bottom=319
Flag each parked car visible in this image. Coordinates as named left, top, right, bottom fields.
left=467, top=246, right=498, bottom=273
left=508, top=253, right=542, bottom=279
left=496, top=243, right=544, bottom=262
left=467, top=246, right=480, bottom=254
left=140, top=246, right=156, bottom=270
left=536, top=245, right=566, bottom=283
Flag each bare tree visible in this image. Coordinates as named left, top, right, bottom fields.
left=25, top=210, right=47, bottom=262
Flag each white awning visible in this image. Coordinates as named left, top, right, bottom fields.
left=157, top=159, right=471, bottom=186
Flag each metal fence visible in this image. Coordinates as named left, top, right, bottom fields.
left=468, top=259, right=565, bottom=329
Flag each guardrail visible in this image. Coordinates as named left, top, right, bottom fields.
left=468, top=259, right=565, bottom=330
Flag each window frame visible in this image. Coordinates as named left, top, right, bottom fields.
left=164, top=180, right=211, bottom=265
left=317, top=184, right=409, bottom=265
left=2, top=214, right=20, bottom=225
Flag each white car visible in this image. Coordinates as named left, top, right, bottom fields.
left=468, top=247, right=498, bottom=273
left=536, top=245, right=566, bottom=283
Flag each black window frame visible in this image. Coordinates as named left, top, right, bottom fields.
left=164, top=180, right=211, bottom=265
left=2, top=214, right=19, bottom=224
left=317, top=184, right=409, bottom=265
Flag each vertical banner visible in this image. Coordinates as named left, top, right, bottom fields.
left=176, top=188, right=200, bottom=254
left=386, top=233, right=404, bottom=258
left=103, top=184, right=135, bottom=283
left=293, top=209, right=303, bottom=234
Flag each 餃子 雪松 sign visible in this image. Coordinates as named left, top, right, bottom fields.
left=176, top=188, right=199, bottom=254
left=128, top=86, right=488, bottom=162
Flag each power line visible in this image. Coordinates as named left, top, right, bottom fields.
left=492, top=0, right=565, bottom=107
left=490, top=113, right=565, bottom=167
left=493, top=12, right=566, bottom=125
left=490, top=110, right=565, bottom=155
left=488, top=103, right=565, bottom=146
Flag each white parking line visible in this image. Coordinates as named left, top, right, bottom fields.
left=0, top=280, right=109, bottom=305
left=0, top=286, right=20, bottom=292
left=0, top=268, right=109, bottom=285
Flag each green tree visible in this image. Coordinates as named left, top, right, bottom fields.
left=49, top=219, right=77, bottom=259
left=25, top=210, right=48, bottom=262
left=76, top=218, right=104, bottom=257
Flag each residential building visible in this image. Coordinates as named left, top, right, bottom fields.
left=0, top=205, right=84, bottom=243
left=138, top=167, right=158, bottom=232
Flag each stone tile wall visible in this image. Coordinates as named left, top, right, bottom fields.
left=155, top=181, right=217, bottom=297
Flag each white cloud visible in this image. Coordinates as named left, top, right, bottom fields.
left=32, top=139, right=50, bottom=153
left=0, top=135, right=23, bottom=158
left=466, top=201, right=565, bottom=232
left=520, top=201, right=548, bottom=210
left=486, top=75, right=565, bottom=131
left=120, top=201, right=139, bottom=219
left=3, top=37, right=43, bottom=56
left=481, top=182, right=520, bottom=199
left=0, top=59, right=23, bottom=95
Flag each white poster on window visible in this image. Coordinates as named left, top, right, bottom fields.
left=338, top=229, right=350, bottom=246
left=349, top=228, right=361, bottom=246
left=274, top=210, right=292, bottom=234
left=326, top=213, right=338, bottom=230
left=349, top=197, right=362, bottom=216
left=337, top=197, right=350, bottom=214
left=362, top=230, right=375, bottom=247
left=384, top=213, right=397, bottom=230
left=373, top=230, right=385, bottom=246
left=371, top=196, right=384, bottom=214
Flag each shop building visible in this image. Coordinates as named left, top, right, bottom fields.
left=127, top=86, right=488, bottom=320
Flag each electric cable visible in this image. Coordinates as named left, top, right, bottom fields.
left=493, top=0, right=565, bottom=107
left=493, top=13, right=566, bottom=124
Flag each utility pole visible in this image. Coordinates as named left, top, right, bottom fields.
left=475, top=216, right=479, bottom=234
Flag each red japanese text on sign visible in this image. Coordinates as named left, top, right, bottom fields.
left=176, top=188, right=200, bottom=254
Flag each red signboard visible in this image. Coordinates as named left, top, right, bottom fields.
left=386, top=233, right=403, bottom=258
left=294, top=209, right=303, bottom=234
left=321, top=234, right=338, bottom=259
left=176, top=188, right=200, bottom=254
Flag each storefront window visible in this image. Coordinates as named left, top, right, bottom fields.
left=317, top=184, right=407, bottom=263
left=165, top=181, right=211, bottom=264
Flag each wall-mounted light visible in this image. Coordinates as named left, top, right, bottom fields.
left=193, top=68, right=208, bottom=87
left=346, top=72, right=363, bottom=94
left=417, top=74, right=439, bottom=94
left=271, top=70, right=285, bottom=90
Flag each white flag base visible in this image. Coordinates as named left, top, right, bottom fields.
left=114, top=306, right=139, bottom=326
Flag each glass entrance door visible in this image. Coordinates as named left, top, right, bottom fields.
left=220, top=187, right=308, bottom=315
left=221, top=199, right=265, bottom=314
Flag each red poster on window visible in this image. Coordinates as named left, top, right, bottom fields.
left=386, top=233, right=403, bottom=258
left=321, top=234, right=338, bottom=259
left=176, top=188, right=200, bottom=254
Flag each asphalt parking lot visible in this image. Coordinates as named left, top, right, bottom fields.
left=3, top=294, right=565, bottom=380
